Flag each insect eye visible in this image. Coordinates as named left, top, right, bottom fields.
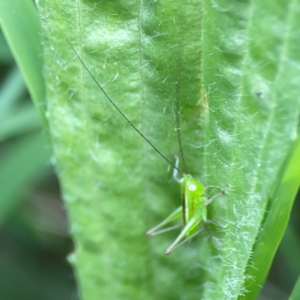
left=189, top=184, right=197, bottom=192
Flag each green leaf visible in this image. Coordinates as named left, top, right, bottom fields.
left=289, top=276, right=300, bottom=300
left=0, top=31, right=14, bottom=63
left=0, top=66, right=26, bottom=119
left=0, top=0, right=46, bottom=124
left=201, top=0, right=300, bottom=298
left=241, top=138, right=300, bottom=300
left=280, top=225, right=300, bottom=283
left=0, top=103, right=42, bottom=140
left=36, top=0, right=300, bottom=299
left=0, top=133, right=52, bottom=224
left=0, top=66, right=42, bottom=140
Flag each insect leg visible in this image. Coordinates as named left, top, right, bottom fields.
left=164, top=215, right=201, bottom=255
left=165, top=228, right=204, bottom=254
left=203, top=190, right=225, bottom=206
left=146, top=207, right=182, bottom=237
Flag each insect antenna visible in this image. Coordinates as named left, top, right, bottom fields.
left=174, top=74, right=189, bottom=174
left=67, top=39, right=183, bottom=175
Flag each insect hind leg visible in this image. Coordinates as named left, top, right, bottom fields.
left=146, top=207, right=182, bottom=237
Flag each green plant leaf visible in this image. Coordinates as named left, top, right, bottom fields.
left=279, top=225, right=300, bottom=285
left=0, top=66, right=42, bottom=140
left=200, top=0, right=300, bottom=298
left=0, top=67, right=26, bottom=119
left=0, top=31, right=14, bottom=63
left=0, top=0, right=46, bottom=124
left=241, top=137, right=300, bottom=300
left=0, top=132, right=52, bottom=224
left=289, top=276, right=300, bottom=300
left=36, top=0, right=300, bottom=299
left=0, top=103, right=42, bottom=140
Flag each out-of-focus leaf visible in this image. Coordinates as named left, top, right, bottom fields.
left=289, top=276, right=300, bottom=300
left=0, top=0, right=46, bottom=124
left=0, top=30, right=13, bottom=63
left=0, top=103, right=42, bottom=141
left=0, top=66, right=26, bottom=118
left=0, top=133, right=52, bottom=224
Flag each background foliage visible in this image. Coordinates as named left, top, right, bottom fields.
left=0, top=0, right=300, bottom=299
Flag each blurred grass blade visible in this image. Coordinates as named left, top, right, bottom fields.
left=0, top=31, right=14, bottom=63
left=0, top=133, right=52, bottom=224
left=280, top=225, right=300, bottom=281
left=289, top=276, right=300, bottom=300
left=0, top=66, right=26, bottom=119
left=0, top=0, right=46, bottom=124
left=0, top=103, right=42, bottom=141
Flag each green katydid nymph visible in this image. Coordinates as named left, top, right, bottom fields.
left=67, top=40, right=224, bottom=255
left=146, top=154, right=224, bottom=255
